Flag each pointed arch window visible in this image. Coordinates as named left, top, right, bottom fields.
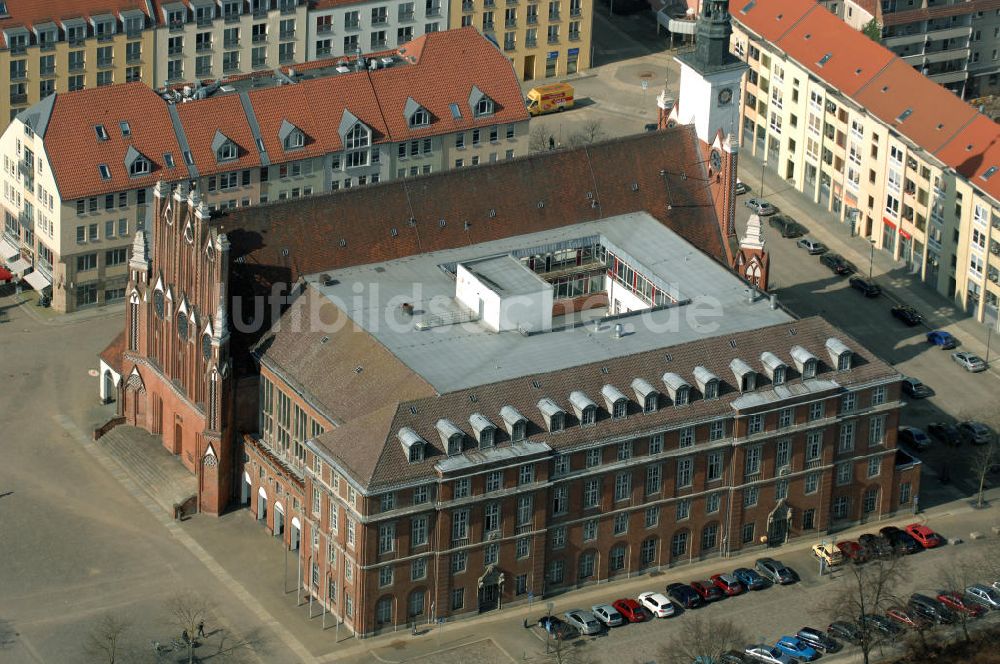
left=202, top=332, right=212, bottom=360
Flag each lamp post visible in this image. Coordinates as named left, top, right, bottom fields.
left=760, top=159, right=768, bottom=200
left=868, top=240, right=876, bottom=281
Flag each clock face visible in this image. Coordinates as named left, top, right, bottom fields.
left=710, top=149, right=722, bottom=172
left=718, top=87, right=733, bottom=105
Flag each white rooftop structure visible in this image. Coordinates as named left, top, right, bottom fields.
left=303, top=212, right=793, bottom=393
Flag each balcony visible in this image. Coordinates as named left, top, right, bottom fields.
left=525, top=36, right=536, bottom=47
left=96, top=33, right=115, bottom=42
left=372, top=17, right=388, bottom=26
left=548, top=11, right=559, bottom=19
left=125, top=28, right=144, bottom=38
left=224, top=61, right=240, bottom=72
left=370, top=39, right=387, bottom=49
left=196, top=66, right=213, bottom=77
left=316, top=46, right=331, bottom=56
left=317, top=23, right=333, bottom=33
left=280, top=4, right=297, bottom=15
left=126, top=51, right=141, bottom=63
left=399, top=10, right=414, bottom=20
left=252, top=7, right=269, bottom=18
left=224, top=12, right=242, bottom=23
left=547, top=34, right=558, bottom=43
left=280, top=29, right=295, bottom=39
left=570, top=6, right=581, bottom=15
left=527, top=14, right=537, bottom=23
left=278, top=52, right=294, bottom=63
left=9, top=44, right=26, bottom=55
left=168, top=45, right=184, bottom=55
left=252, top=58, right=268, bottom=68
left=40, top=42, right=56, bottom=52
left=426, top=5, right=442, bottom=16
left=344, top=20, right=360, bottom=29
left=224, top=38, right=240, bottom=48
left=569, top=30, right=580, bottom=41
left=9, top=93, right=27, bottom=105
left=504, top=40, right=515, bottom=50
left=505, top=17, right=517, bottom=27
left=68, top=35, right=87, bottom=46
left=9, top=69, right=26, bottom=82
left=97, top=57, right=114, bottom=68
left=40, top=65, right=55, bottom=76
left=252, top=33, right=267, bottom=43
left=169, top=20, right=186, bottom=32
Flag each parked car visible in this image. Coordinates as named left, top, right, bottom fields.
left=711, top=573, right=746, bottom=596
left=563, top=609, right=602, bottom=635
left=589, top=604, right=623, bottom=627
left=768, top=214, right=806, bottom=238
left=755, top=558, right=798, bottom=585
left=735, top=179, right=750, bottom=195
left=733, top=567, right=770, bottom=590
left=926, top=330, right=958, bottom=349
left=796, top=626, right=841, bottom=653
left=827, top=621, right=863, bottom=645
left=860, top=613, right=902, bottom=637
left=637, top=591, right=675, bottom=618
left=928, top=422, right=962, bottom=446
left=611, top=598, right=646, bottom=623
left=959, top=420, right=993, bottom=445
left=744, top=645, right=795, bottom=664
left=665, top=582, right=703, bottom=609
left=774, top=636, right=819, bottom=661
left=690, top=580, right=724, bottom=602
left=745, top=198, right=777, bottom=215
left=937, top=591, right=987, bottom=617
left=836, top=540, right=870, bottom=564
left=811, top=543, right=844, bottom=566
left=908, top=594, right=955, bottom=624
left=796, top=237, right=827, bottom=254
left=885, top=607, right=928, bottom=630
left=891, top=304, right=923, bottom=326
left=898, top=426, right=932, bottom=450
left=879, top=525, right=921, bottom=554
left=849, top=276, right=881, bottom=297
left=904, top=523, right=943, bottom=548
left=966, top=584, right=1000, bottom=610
left=537, top=615, right=575, bottom=639
left=820, top=252, right=856, bottom=275
left=952, top=351, right=988, bottom=372
left=900, top=377, right=933, bottom=399
left=719, top=651, right=751, bottom=664
left=643, top=123, right=659, bottom=132
left=859, top=533, right=893, bottom=559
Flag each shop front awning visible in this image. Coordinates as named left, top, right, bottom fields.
left=23, top=269, right=50, bottom=291
left=0, top=237, right=18, bottom=262
left=6, top=256, right=30, bottom=274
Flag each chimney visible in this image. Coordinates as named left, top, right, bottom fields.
left=614, top=323, right=623, bottom=339
left=770, top=293, right=778, bottom=310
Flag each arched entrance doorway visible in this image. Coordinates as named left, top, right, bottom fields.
left=241, top=471, right=252, bottom=506
left=767, top=500, right=792, bottom=546
left=257, top=486, right=267, bottom=523
left=274, top=501, right=285, bottom=537
left=290, top=516, right=301, bottom=550
left=477, top=565, right=505, bottom=612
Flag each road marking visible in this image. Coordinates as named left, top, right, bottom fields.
left=54, top=413, right=314, bottom=664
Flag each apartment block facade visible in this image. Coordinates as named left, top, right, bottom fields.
left=306, top=0, right=448, bottom=61
left=841, top=0, right=1000, bottom=99
left=0, top=28, right=528, bottom=312
left=730, top=0, right=1000, bottom=326
left=451, top=0, right=592, bottom=81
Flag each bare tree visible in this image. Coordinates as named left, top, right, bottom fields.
left=529, top=125, right=551, bottom=153
left=969, top=440, right=998, bottom=509
left=658, top=615, right=749, bottom=664
left=544, top=632, right=594, bottom=664
left=84, top=614, right=130, bottom=664
left=212, top=626, right=269, bottom=661
left=567, top=121, right=606, bottom=148
left=816, top=554, right=909, bottom=664
left=167, top=591, right=211, bottom=664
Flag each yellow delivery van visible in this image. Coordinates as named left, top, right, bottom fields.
left=525, top=83, right=574, bottom=116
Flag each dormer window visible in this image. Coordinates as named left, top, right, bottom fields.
left=500, top=405, right=528, bottom=442
left=694, top=366, right=720, bottom=400
left=730, top=358, right=757, bottom=393
left=760, top=351, right=787, bottom=386
left=404, top=97, right=430, bottom=128
left=130, top=157, right=150, bottom=176
left=581, top=406, right=596, bottom=425
left=601, top=384, right=628, bottom=419
left=773, top=365, right=786, bottom=385
left=212, top=129, right=238, bottom=163
left=662, top=372, right=690, bottom=406
left=675, top=385, right=689, bottom=405
left=631, top=378, right=658, bottom=413
left=398, top=427, right=426, bottom=463
left=790, top=345, right=819, bottom=380
left=569, top=390, right=597, bottom=426
left=436, top=419, right=465, bottom=456
left=279, top=119, right=305, bottom=151
left=537, top=398, right=565, bottom=432
left=825, top=337, right=853, bottom=371
left=469, top=412, right=497, bottom=448
left=468, top=84, right=495, bottom=117
left=476, top=98, right=493, bottom=116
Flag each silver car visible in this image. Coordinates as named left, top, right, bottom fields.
left=590, top=603, right=623, bottom=627
left=745, top=198, right=776, bottom=215
left=745, top=644, right=795, bottom=664
left=563, top=609, right=602, bottom=635
left=966, top=584, right=1000, bottom=609
left=953, top=351, right=988, bottom=372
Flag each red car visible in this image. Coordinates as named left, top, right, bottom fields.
left=937, top=592, right=986, bottom=617
left=905, top=524, right=944, bottom=549
left=690, top=580, right=723, bottom=602
left=612, top=598, right=646, bottom=623
left=836, top=540, right=869, bottom=564
left=710, top=573, right=745, bottom=596
left=886, top=607, right=928, bottom=630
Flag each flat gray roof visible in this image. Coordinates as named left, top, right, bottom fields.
left=303, top=212, right=793, bottom=394
left=461, top=254, right=550, bottom=297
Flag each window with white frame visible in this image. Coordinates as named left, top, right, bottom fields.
left=676, top=498, right=691, bottom=520
left=743, top=486, right=758, bottom=507
left=710, top=419, right=726, bottom=441
left=550, top=525, right=566, bottom=550
left=552, top=486, right=568, bottom=515
left=484, top=502, right=501, bottom=533
left=614, top=471, right=632, bottom=501
left=411, top=515, right=428, bottom=547
left=516, top=494, right=532, bottom=526
left=676, top=458, right=693, bottom=487
left=451, top=551, right=467, bottom=574
left=871, top=385, right=886, bottom=406
left=586, top=448, right=601, bottom=467
left=679, top=426, right=694, bottom=448
left=747, top=414, right=764, bottom=435
left=583, top=519, right=597, bottom=541
left=451, top=509, right=469, bottom=540
left=836, top=461, right=852, bottom=486
left=806, top=431, right=823, bottom=461
left=804, top=472, right=819, bottom=494
left=869, top=415, right=886, bottom=446
left=583, top=478, right=600, bottom=508
left=646, top=464, right=662, bottom=494
left=613, top=512, right=628, bottom=535
left=778, top=407, right=793, bottom=428
left=867, top=456, right=881, bottom=478
left=776, top=439, right=790, bottom=470
left=808, top=402, right=825, bottom=421
left=377, top=523, right=395, bottom=554
left=649, top=433, right=663, bottom=454
left=840, top=392, right=856, bottom=413
left=707, top=451, right=723, bottom=481
left=518, top=464, right=535, bottom=485
left=706, top=492, right=721, bottom=514
left=745, top=445, right=762, bottom=476
left=617, top=441, right=632, bottom=461
left=833, top=495, right=850, bottom=518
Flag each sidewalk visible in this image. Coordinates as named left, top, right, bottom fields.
left=0, top=285, right=124, bottom=327
left=737, top=151, right=1000, bottom=381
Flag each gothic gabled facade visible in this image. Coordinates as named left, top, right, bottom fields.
left=118, top=181, right=234, bottom=514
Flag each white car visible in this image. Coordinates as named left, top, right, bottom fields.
left=637, top=591, right=675, bottom=618
left=953, top=351, right=988, bottom=372
left=744, top=645, right=795, bottom=664
left=563, top=609, right=602, bottom=635
left=590, top=603, right=623, bottom=627
left=966, top=584, right=1000, bottom=609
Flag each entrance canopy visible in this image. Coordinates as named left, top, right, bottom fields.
left=6, top=256, right=29, bottom=274
left=23, top=270, right=50, bottom=291
left=0, top=237, right=17, bottom=262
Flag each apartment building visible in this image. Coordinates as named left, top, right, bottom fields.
left=841, top=0, right=1000, bottom=99
left=306, top=0, right=447, bottom=61
left=452, top=0, right=592, bottom=81
left=0, top=28, right=528, bottom=312
left=153, top=0, right=308, bottom=85
left=0, top=0, right=155, bottom=124
left=730, top=0, right=1000, bottom=326
left=244, top=214, right=916, bottom=636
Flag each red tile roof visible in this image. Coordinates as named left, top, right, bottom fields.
left=732, top=0, right=812, bottom=44
left=41, top=82, right=190, bottom=200
left=99, top=330, right=127, bottom=374
left=32, top=28, right=528, bottom=199
left=0, top=0, right=150, bottom=45
left=936, top=115, right=1000, bottom=184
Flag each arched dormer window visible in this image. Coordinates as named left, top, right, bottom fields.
left=176, top=311, right=189, bottom=340
left=279, top=119, right=306, bottom=151
left=345, top=122, right=369, bottom=149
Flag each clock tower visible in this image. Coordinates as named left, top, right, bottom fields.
left=672, top=0, right=747, bottom=146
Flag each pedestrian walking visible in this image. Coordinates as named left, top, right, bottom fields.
left=197, top=620, right=205, bottom=638
left=182, top=629, right=190, bottom=644
left=548, top=136, right=555, bottom=150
